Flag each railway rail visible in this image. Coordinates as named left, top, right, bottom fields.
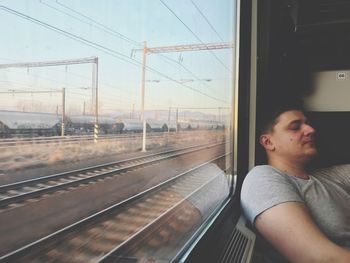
left=0, top=155, right=228, bottom=262
left=0, top=130, right=221, bottom=148
left=0, top=141, right=225, bottom=210
left=0, top=132, right=171, bottom=148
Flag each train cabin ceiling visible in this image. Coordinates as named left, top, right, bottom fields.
left=285, top=0, right=350, bottom=70
left=295, top=0, right=350, bottom=32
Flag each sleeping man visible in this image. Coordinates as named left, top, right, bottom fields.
left=241, top=107, right=350, bottom=263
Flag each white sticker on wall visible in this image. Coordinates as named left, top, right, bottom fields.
left=336, top=72, right=346, bottom=80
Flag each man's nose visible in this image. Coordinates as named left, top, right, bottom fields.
left=304, top=124, right=316, bottom=135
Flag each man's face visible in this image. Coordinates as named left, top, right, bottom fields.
left=265, top=110, right=317, bottom=163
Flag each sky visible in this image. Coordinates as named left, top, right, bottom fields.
left=0, top=0, right=236, bottom=121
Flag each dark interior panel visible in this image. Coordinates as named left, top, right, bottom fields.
left=296, top=0, right=350, bottom=30
left=255, top=0, right=350, bottom=165
left=308, top=112, right=350, bottom=168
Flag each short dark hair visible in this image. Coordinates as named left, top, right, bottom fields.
left=255, top=101, right=304, bottom=165
left=258, top=101, right=304, bottom=136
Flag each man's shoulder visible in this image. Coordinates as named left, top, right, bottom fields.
left=242, top=165, right=292, bottom=193
left=246, top=165, right=285, bottom=181
left=249, top=165, right=278, bottom=174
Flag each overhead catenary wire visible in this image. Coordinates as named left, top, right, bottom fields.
left=0, top=5, right=227, bottom=104
left=0, top=57, right=136, bottom=97
left=189, top=0, right=225, bottom=42
left=48, top=1, right=228, bottom=101
left=0, top=6, right=141, bottom=67
left=2, top=65, right=139, bottom=106
left=159, top=0, right=232, bottom=73
left=3, top=69, right=88, bottom=91
left=2, top=89, right=136, bottom=112
left=40, top=0, right=219, bottom=99
left=43, top=0, right=141, bottom=46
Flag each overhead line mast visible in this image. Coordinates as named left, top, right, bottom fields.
left=0, top=57, right=97, bottom=69
left=135, top=41, right=234, bottom=152
left=146, top=42, right=234, bottom=53
left=0, top=57, right=99, bottom=141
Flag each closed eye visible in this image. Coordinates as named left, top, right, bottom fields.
left=288, top=120, right=302, bottom=131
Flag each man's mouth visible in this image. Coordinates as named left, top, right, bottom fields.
left=303, top=139, right=315, bottom=146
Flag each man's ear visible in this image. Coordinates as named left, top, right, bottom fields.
left=259, top=134, right=275, bottom=151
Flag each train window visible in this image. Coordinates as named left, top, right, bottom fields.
left=0, top=1, right=237, bottom=262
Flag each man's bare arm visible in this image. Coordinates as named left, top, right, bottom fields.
left=255, top=202, right=350, bottom=263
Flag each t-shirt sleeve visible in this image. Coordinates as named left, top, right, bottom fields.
left=241, top=166, right=303, bottom=226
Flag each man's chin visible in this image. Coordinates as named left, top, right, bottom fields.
left=301, top=147, right=317, bottom=160
left=306, top=149, right=318, bottom=160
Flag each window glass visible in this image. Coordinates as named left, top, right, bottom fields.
left=0, top=0, right=236, bottom=261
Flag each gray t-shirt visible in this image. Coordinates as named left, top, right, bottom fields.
left=241, top=164, right=350, bottom=249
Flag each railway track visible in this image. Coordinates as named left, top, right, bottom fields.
left=0, top=141, right=225, bottom=210
left=0, top=132, right=172, bottom=148
left=0, top=130, right=219, bottom=148
left=0, top=155, right=227, bottom=262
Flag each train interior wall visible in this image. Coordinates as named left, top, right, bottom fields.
left=251, top=1, right=350, bottom=261
left=190, top=1, right=350, bottom=262
left=255, top=0, right=350, bottom=168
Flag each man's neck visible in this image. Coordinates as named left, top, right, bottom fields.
left=268, top=158, right=310, bottom=179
